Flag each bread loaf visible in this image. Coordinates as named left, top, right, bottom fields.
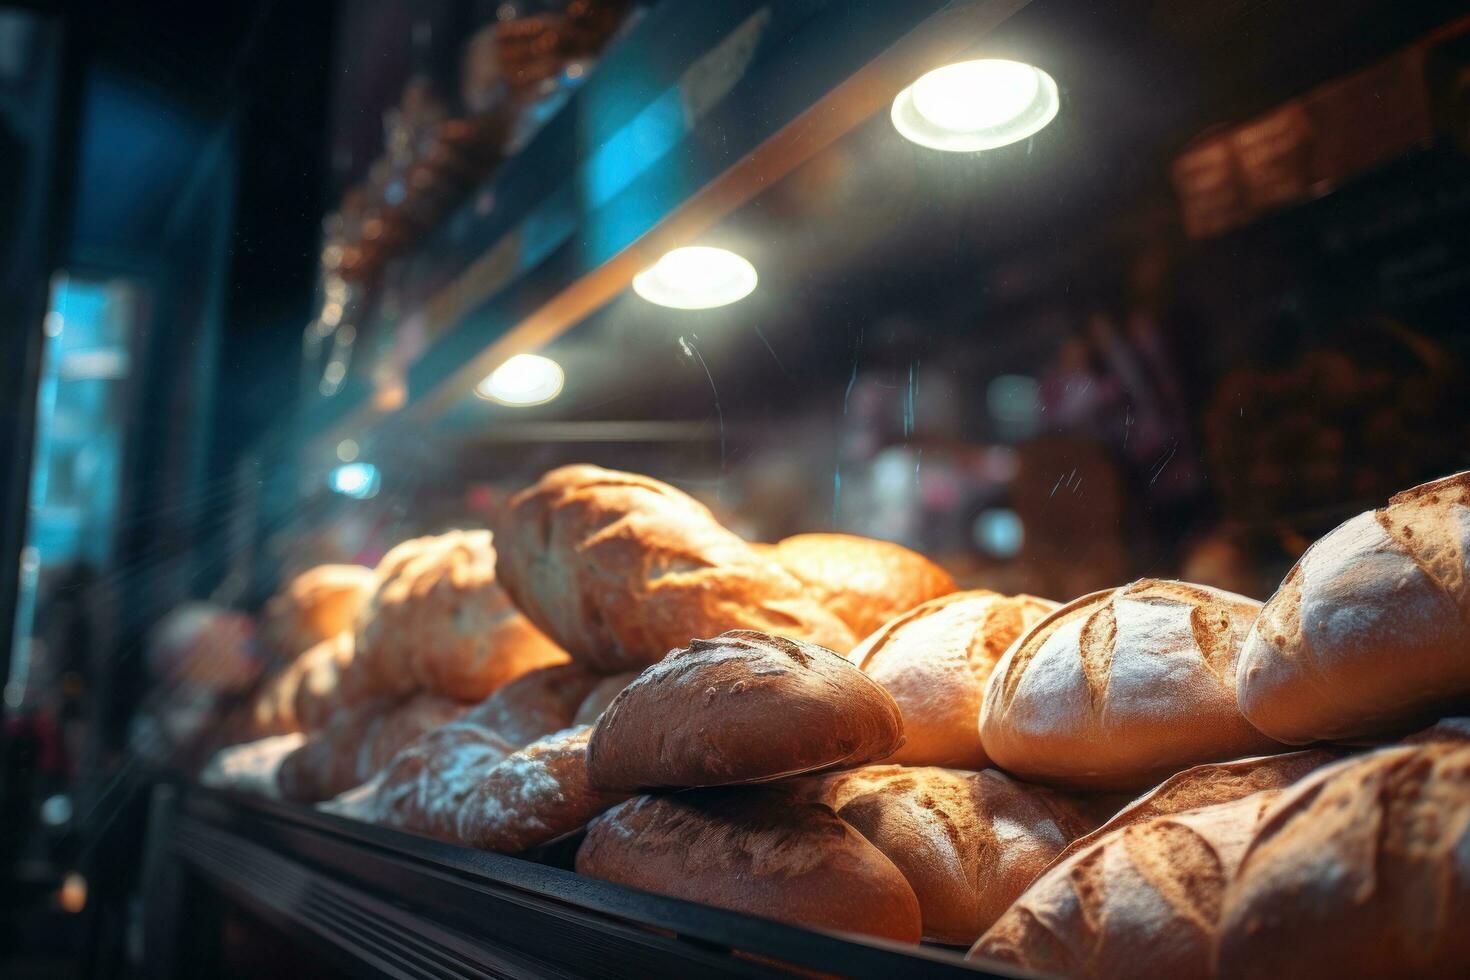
left=461, top=663, right=603, bottom=747
left=262, top=563, right=374, bottom=658
left=849, top=591, right=1057, bottom=769
left=292, top=631, right=356, bottom=732
left=571, top=671, right=638, bottom=726
left=200, top=733, right=306, bottom=798
left=352, top=530, right=568, bottom=702
left=802, top=765, right=1104, bottom=944
left=371, top=720, right=517, bottom=841
left=968, top=791, right=1282, bottom=977
left=455, top=726, right=628, bottom=852
left=491, top=466, right=857, bottom=672
left=980, top=579, right=1281, bottom=790
left=1216, top=743, right=1470, bottom=979
left=586, top=630, right=903, bottom=791
left=767, top=533, right=956, bottom=638
left=577, top=788, right=923, bottom=942
left=1237, top=471, right=1470, bottom=743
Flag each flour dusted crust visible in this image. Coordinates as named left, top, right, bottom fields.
left=371, top=720, right=517, bottom=841
left=1216, top=743, right=1470, bottom=979
left=586, top=630, right=904, bottom=791
left=352, top=530, right=568, bottom=702
left=802, top=765, right=1103, bottom=944
left=262, top=564, right=375, bottom=659
left=968, top=791, right=1282, bottom=977
left=980, top=579, right=1281, bottom=790
left=455, top=726, right=628, bottom=852
left=200, top=733, right=306, bottom=798
left=576, top=787, right=923, bottom=942
left=768, top=533, right=956, bottom=639
left=1237, top=471, right=1470, bottom=743
left=850, top=591, right=1057, bottom=769
left=492, top=466, right=857, bottom=672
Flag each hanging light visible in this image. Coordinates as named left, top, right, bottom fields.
left=632, top=246, right=758, bottom=309
left=892, top=59, right=1059, bottom=152
left=475, top=353, right=565, bottom=406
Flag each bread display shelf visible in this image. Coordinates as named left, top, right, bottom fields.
left=144, top=784, right=1006, bottom=979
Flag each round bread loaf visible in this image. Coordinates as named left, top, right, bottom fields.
left=456, top=726, right=628, bottom=852
left=372, top=720, right=517, bottom=840
left=1237, top=471, right=1470, bottom=744
left=571, top=671, right=638, bottom=727
left=849, top=591, right=1057, bottom=769
left=803, top=765, right=1104, bottom=944
left=1216, top=743, right=1470, bottom=979
left=491, top=465, right=857, bottom=672
left=462, top=663, right=603, bottom=748
left=1052, top=748, right=1339, bottom=866
left=263, top=563, right=375, bottom=659
left=201, top=733, right=306, bottom=798
left=968, top=790, right=1282, bottom=978
left=767, top=533, right=956, bottom=638
left=980, top=579, right=1281, bottom=790
left=586, top=630, right=904, bottom=791
left=576, top=788, right=922, bottom=942
left=352, top=530, right=568, bottom=702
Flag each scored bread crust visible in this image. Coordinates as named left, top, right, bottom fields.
left=586, top=630, right=904, bottom=791
left=262, top=563, right=375, bottom=659
left=491, top=466, right=857, bottom=672
left=576, top=787, right=923, bottom=943
left=850, top=591, right=1057, bottom=770
left=350, top=530, right=568, bottom=703
left=1216, top=743, right=1470, bottom=979
left=767, top=533, right=956, bottom=639
left=801, top=765, right=1105, bottom=944
left=980, top=579, right=1282, bottom=790
left=968, top=790, right=1282, bottom=978
left=1237, top=471, right=1470, bottom=744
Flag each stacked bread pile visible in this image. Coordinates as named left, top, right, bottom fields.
left=204, top=465, right=1470, bottom=977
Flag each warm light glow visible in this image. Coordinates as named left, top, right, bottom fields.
left=60, top=872, right=87, bottom=913
left=475, top=353, right=565, bottom=406
left=632, top=246, right=758, bottom=309
left=892, top=59, right=1059, bottom=152
left=330, top=462, right=380, bottom=499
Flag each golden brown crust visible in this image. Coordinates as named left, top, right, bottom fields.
left=461, top=662, right=604, bottom=747
left=801, top=765, right=1104, bottom=944
left=491, top=466, right=857, bottom=672
left=1216, top=744, right=1470, bottom=979
left=980, top=579, right=1281, bottom=790
left=576, top=788, right=923, bottom=943
left=586, top=630, right=904, bottom=791
left=850, top=591, right=1057, bottom=769
left=262, top=564, right=374, bottom=659
left=768, top=533, right=956, bottom=639
left=352, top=530, right=568, bottom=702
left=292, top=631, right=357, bottom=732
left=968, top=791, right=1282, bottom=978
left=1238, top=471, right=1470, bottom=744
left=571, top=671, right=639, bottom=727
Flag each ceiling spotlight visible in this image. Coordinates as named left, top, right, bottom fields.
left=475, top=353, right=565, bottom=406
left=632, top=246, right=758, bottom=310
left=892, top=59, right=1059, bottom=152
left=330, top=462, right=380, bottom=499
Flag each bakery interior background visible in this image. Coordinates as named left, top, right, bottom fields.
left=2, top=0, right=1470, bottom=975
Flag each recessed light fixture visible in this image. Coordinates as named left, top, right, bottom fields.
left=892, top=59, right=1059, bottom=152
left=475, top=353, right=565, bottom=406
left=632, top=246, right=758, bottom=309
left=330, top=462, right=380, bottom=499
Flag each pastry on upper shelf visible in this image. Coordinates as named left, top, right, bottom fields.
left=577, top=787, right=923, bottom=943
left=848, top=590, right=1057, bottom=770
left=262, top=563, right=375, bottom=659
left=586, top=630, right=903, bottom=791
left=980, top=579, right=1282, bottom=790
left=491, top=465, right=857, bottom=672
left=764, top=532, right=956, bottom=639
left=1237, top=471, right=1470, bottom=744
left=351, top=530, right=569, bottom=702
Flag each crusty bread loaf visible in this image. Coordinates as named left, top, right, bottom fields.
left=370, top=720, right=516, bottom=840
left=1216, top=743, right=1470, bottom=979
left=292, top=631, right=356, bottom=732
left=263, top=564, right=374, bottom=659
left=586, top=630, right=904, bottom=791
left=968, top=791, right=1282, bottom=977
left=980, top=579, right=1281, bottom=790
left=849, top=591, right=1057, bottom=769
left=491, top=465, right=857, bottom=672
left=200, top=733, right=306, bottom=798
left=801, top=765, right=1103, bottom=944
left=461, top=663, right=603, bottom=747
left=454, top=726, right=628, bottom=852
left=352, top=530, right=568, bottom=702
left=1237, top=471, right=1470, bottom=744
left=1052, top=749, right=1339, bottom=867
left=767, top=533, right=956, bottom=638
left=577, top=788, right=923, bottom=942
left=571, top=671, right=638, bottom=727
